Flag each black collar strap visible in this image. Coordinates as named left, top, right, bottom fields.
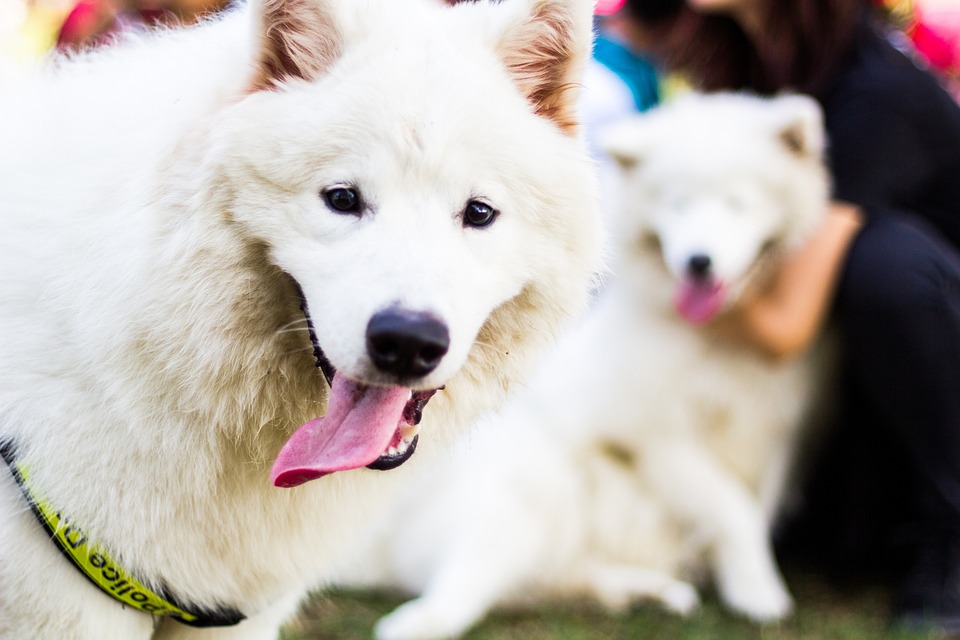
left=0, top=439, right=246, bottom=628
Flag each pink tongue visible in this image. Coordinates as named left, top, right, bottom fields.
left=271, top=377, right=412, bottom=488
left=674, top=278, right=726, bottom=325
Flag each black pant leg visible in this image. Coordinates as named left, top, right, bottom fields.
left=834, top=213, right=960, bottom=531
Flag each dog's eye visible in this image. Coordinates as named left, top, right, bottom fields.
left=462, top=200, right=498, bottom=229
left=322, top=187, right=362, bottom=214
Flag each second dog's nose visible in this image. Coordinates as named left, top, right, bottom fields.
left=688, top=253, right=712, bottom=278
left=366, top=309, right=450, bottom=378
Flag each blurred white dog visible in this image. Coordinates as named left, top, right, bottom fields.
left=355, top=93, right=834, bottom=640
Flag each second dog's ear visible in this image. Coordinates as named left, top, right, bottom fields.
left=600, top=118, right=652, bottom=170
left=250, top=0, right=341, bottom=91
left=495, top=0, right=594, bottom=135
left=603, top=141, right=644, bottom=171
left=771, top=94, right=825, bottom=159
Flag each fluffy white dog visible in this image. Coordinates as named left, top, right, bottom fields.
left=359, top=93, right=834, bottom=640
left=0, top=0, right=602, bottom=638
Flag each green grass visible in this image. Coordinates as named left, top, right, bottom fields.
left=280, top=569, right=947, bottom=640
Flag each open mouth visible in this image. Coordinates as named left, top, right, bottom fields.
left=674, top=276, right=727, bottom=325
left=271, top=285, right=440, bottom=488
left=671, top=240, right=782, bottom=326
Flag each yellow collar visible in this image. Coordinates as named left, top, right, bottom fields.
left=1, top=440, right=245, bottom=628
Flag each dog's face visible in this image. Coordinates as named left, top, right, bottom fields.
left=603, top=93, right=829, bottom=324
left=204, top=0, right=600, bottom=484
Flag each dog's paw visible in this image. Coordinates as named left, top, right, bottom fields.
left=374, top=597, right=474, bottom=640
left=720, top=573, right=793, bottom=623
left=660, top=581, right=701, bottom=616
left=587, top=564, right=700, bottom=616
left=714, top=534, right=794, bottom=623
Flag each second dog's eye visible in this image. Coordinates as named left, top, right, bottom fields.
left=323, top=187, right=362, bottom=214
left=462, top=200, right=498, bottom=229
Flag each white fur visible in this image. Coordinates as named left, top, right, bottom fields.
left=0, top=0, right=602, bottom=638
left=351, top=93, right=834, bottom=640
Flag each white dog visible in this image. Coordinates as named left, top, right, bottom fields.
left=0, top=0, right=602, bottom=638
left=359, top=93, right=834, bottom=640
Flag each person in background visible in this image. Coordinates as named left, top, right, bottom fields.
left=582, top=0, right=662, bottom=148
left=628, top=0, right=960, bottom=634
left=579, top=0, right=664, bottom=222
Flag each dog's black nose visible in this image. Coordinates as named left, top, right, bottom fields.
left=366, top=309, right=450, bottom=378
left=688, top=254, right=712, bottom=278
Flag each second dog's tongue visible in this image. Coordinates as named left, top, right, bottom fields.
left=271, top=377, right=411, bottom=488
left=675, top=279, right=726, bottom=325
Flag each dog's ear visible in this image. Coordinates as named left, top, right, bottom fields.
left=599, top=117, right=651, bottom=170
left=771, top=94, right=825, bottom=158
left=495, top=0, right=595, bottom=135
left=250, top=0, right=341, bottom=91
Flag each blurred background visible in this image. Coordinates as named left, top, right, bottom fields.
left=2, top=0, right=958, bottom=91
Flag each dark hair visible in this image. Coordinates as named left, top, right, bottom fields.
left=627, top=0, right=871, bottom=98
